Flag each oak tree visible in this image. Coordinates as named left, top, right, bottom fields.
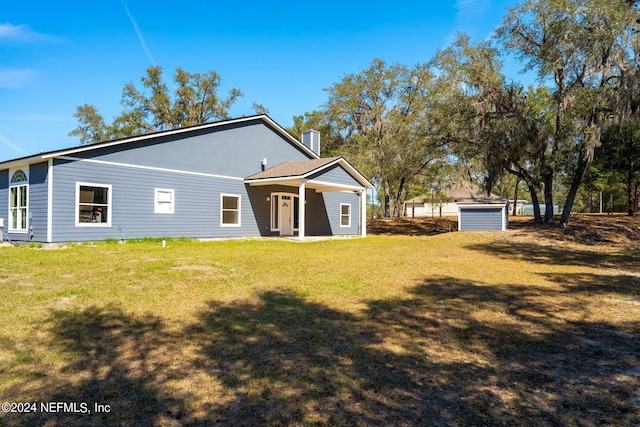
left=70, top=66, right=242, bottom=144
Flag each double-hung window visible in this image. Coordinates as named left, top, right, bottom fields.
left=221, top=194, right=241, bottom=226
left=340, top=203, right=351, bottom=227
left=9, top=169, right=28, bottom=232
left=76, top=183, right=111, bottom=226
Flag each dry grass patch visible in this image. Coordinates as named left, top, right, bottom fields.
left=0, top=217, right=638, bottom=426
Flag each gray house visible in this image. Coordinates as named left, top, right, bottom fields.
left=0, top=115, right=373, bottom=243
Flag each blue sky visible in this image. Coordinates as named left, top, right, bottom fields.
left=1, top=0, right=521, bottom=162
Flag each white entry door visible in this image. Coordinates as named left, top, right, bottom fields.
left=279, top=196, right=293, bottom=235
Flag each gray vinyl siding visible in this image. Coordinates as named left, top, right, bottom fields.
left=305, top=191, right=333, bottom=236
left=308, top=164, right=362, bottom=188
left=459, top=207, right=504, bottom=231
left=322, top=192, right=361, bottom=235
left=50, top=158, right=260, bottom=242
left=28, top=162, right=49, bottom=242
left=70, top=120, right=312, bottom=178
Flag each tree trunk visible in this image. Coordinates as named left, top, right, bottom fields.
left=627, top=158, right=634, bottom=216
left=599, top=191, right=603, bottom=213
left=383, top=180, right=391, bottom=218
left=528, top=183, right=543, bottom=224
left=512, top=178, right=520, bottom=216
left=560, top=148, right=594, bottom=226
left=610, top=193, right=614, bottom=214
left=542, top=167, right=554, bottom=223
left=392, top=177, right=407, bottom=218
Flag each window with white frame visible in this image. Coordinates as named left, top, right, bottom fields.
left=340, top=203, right=351, bottom=227
left=76, top=183, right=111, bottom=226
left=9, top=169, right=28, bottom=232
left=154, top=188, right=174, bottom=214
left=221, top=194, right=241, bottom=226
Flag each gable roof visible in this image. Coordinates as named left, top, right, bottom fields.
left=246, top=157, right=340, bottom=180
left=0, top=115, right=318, bottom=169
left=245, top=157, right=373, bottom=189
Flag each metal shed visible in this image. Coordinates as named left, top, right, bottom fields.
left=457, top=198, right=509, bottom=232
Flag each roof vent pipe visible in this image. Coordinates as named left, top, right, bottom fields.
left=301, top=130, right=320, bottom=156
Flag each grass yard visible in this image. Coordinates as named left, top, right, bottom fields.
left=0, top=216, right=639, bottom=426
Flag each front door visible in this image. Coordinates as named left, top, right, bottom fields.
left=279, top=196, right=293, bottom=235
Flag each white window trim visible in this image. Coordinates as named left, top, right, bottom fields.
left=154, top=188, right=175, bottom=214
left=8, top=184, right=28, bottom=233
left=340, top=203, right=351, bottom=227
left=220, top=193, right=241, bottom=227
left=8, top=167, right=29, bottom=233
left=75, top=182, right=112, bottom=227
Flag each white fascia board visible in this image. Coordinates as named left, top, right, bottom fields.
left=305, top=179, right=364, bottom=192
left=245, top=177, right=304, bottom=186
left=0, top=156, right=46, bottom=170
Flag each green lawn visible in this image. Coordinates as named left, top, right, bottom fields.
left=0, top=232, right=638, bottom=426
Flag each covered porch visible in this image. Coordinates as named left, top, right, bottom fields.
left=245, top=157, right=373, bottom=240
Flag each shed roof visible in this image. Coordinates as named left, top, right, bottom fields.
left=456, top=197, right=509, bottom=206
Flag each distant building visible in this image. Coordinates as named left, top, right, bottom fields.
left=521, top=204, right=561, bottom=215
left=403, top=182, right=501, bottom=217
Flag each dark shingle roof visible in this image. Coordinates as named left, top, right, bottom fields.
left=245, top=157, right=341, bottom=180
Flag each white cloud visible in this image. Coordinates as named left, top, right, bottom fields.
left=0, top=23, right=59, bottom=43
left=443, top=0, right=494, bottom=46
left=0, top=132, right=28, bottom=155
left=0, top=69, right=37, bottom=89
left=121, top=2, right=157, bottom=66
left=454, top=0, right=490, bottom=27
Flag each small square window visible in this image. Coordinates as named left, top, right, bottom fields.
left=155, top=189, right=175, bottom=214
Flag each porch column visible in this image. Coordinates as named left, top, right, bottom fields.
left=360, top=189, right=367, bottom=238
left=298, top=181, right=306, bottom=240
